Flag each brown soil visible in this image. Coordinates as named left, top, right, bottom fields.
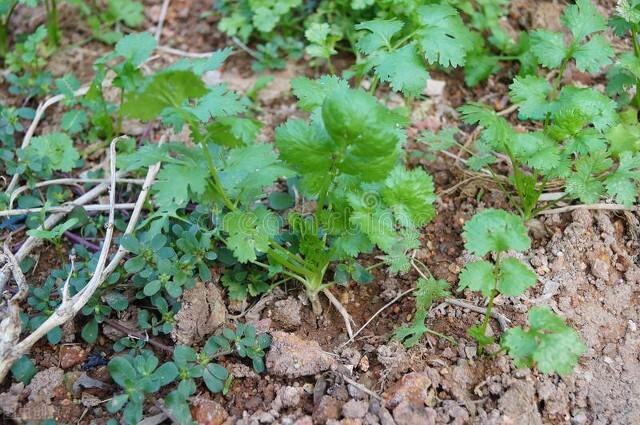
left=1, top=0, right=638, bottom=424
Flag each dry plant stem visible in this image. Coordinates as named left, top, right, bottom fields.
left=8, top=177, right=144, bottom=209
left=154, top=0, right=171, bottom=42
left=0, top=137, right=123, bottom=382
left=339, top=286, right=416, bottom=348
left=411, top=258, right=510, bottom=331
left=5, top=86, right=90, bottom=194
left=103, top=319, right=173, bottom=353
left=442, top=298, right=510, bottom=331
left=139, top=413, right=169, bottom=425
left=322, top=288, right=355, bottom=339
left=537, top=203, right=640, bottom=215
left=0, top=244, right=30, bottom=380
left=333, top=371, right=382, bottom=401
left=101, top=135, right=165, bottom=278
left=156, top=45, right=218, bottom=58
left=0, top=203, right=136, bottom=217
left=0, top=170, right=124, bottom=290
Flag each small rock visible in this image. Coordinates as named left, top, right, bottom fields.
left=392, top=401, right=436, bottom=425
left=343, top=400, right=369, bottom=419
left=191, top=397, right=229, bottom=425
left=266, top=332, right=337, bottom=378
left=313, top=396, right=342, bottom=423
left=0, top=383, right=25, bottom=417
left=61, top=321, right=76, bottom=343
left=293, top=416, right=314, bottom=425
left=81, top=393, right=102, bottom=408
left=424, top=79, right=445, bottom=97
left=276, top=386, right=305, bottom=409
left=590, top=258, right=610, bottom=281
left=271, top=297, right=302, bottom=330
left=498, top=381, right=542, bottom=425
left=26, top=367, right=64, bottom=403
left=383, top=372, right=432, bottom=409
left=172, top=282, right=227, bottom=345
left=60, top=345, right=87, bottom=369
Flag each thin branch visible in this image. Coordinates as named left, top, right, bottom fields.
left=154, top=0, right=171, bottom=43
left=101, top=135, right=165, bottom=278
left=0, top=137, right=124, bottom=382
left=537, top=203, right=639, bottom=216
left=230, top=36, right=260, bottom=59
left=322, top=288, right=355, bottom=339
left=103, top=319, right=173, bottom=353
left=0, top=203, right=136, bottom=217
left=338, top=286, right=415, bottom=349
left=441, top=298, right=510, bottom=331
left=9, top=177, right=144, bottom=209
left=333, top=372, right=382, bottom=401
left=156, top=45, right=218, bottom=58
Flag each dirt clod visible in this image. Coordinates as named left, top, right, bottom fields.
left=191, top=396, right=229, bottom=425
left=271, top=297, right=303, bottom=330
left=59, top=345, right=86, bottom=369
left=266, top=331, right=337, bottom=378
left=172, top=281, right=227, bottom=345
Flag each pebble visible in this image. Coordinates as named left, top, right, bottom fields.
left=59, top=345, right=86, bottom=369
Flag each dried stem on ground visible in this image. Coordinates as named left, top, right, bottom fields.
left=0, top=203, right=136, bottom=217
left=0, top=135, right=163, bottom=382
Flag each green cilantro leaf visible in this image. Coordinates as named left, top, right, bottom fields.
left=530, top=30, right=567, bottom=69
left=502, top=306, right=586, bottom=375
left=355, top=19, right=404, bottom=55
left=604, top=152, right=640, bottom=206
left=561, top=0, right=607, bottom=41
left=566, top=154, right=613, bottom=203
left=290, top=75, right=350, bottom=112
left=122, top=70, right=207, bottom=121
left=416, top=4, right=473, bottom=68
left=458, top=260, right=495, bottom=297
left=222, top=207, right=280, bottom=263
left=509, top=75, right=552, bottom=120
left=21, top=132, right=80, bottom=175
left=370, top=43, right=429, bottom=97
left=496, top=257, right=537, bottom=296
left=382, top=167, right=436, bottom=227
left=393, top=309, right=429, bottom=348
left=414, top=277, right=450, bottom=311
left=462, top=209, right=531, bottom=256
left=115, top=32, right=157, bottom=66
left=572, top=35, right=614, bottom=73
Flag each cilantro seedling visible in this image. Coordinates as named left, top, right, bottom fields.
left=393, top=275, right=452, bottom=347
left=459, top=209, right=537, bottom=350
left=502, top=306, right=586, bottom=375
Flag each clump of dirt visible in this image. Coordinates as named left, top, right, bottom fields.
left=171, top=281, right=227, bottom=345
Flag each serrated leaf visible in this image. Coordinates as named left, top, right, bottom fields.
left=355, top=19, right=404, bottom=55
left=122, top=70, right=207, bottom=121
left=572, top=34, right=614, bottom=73
left=530, top=30, right=567, bottom=69
left=463, top=209, right=531, bottom=256
left=503, top=306, right=586, bottom=375
left=416, top=4, right=473, bottom=67
left=115, top=32, right=157, bottom=66
left=604, top=151, right=640, bottom=206
left=382, top=167, right=436, bottom=227
left=22, top=132, right=80, bottom=174
left=496, top=257, right=537, bottom=296
left=459, top=260, right=495, bottom=297
left=561, top=0, right=607, bottom=41
left=290, top=75, right=349, bottom=112
left=370, top=43, right=429, bottom=96
left=509, top=75, right=552, bottom=120
left=414, top=277, right=450, bottom=311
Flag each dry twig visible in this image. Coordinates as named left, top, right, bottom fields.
left=537, top=203, right=639, bottom=216
left=0, top=203, right=136, bottom=217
